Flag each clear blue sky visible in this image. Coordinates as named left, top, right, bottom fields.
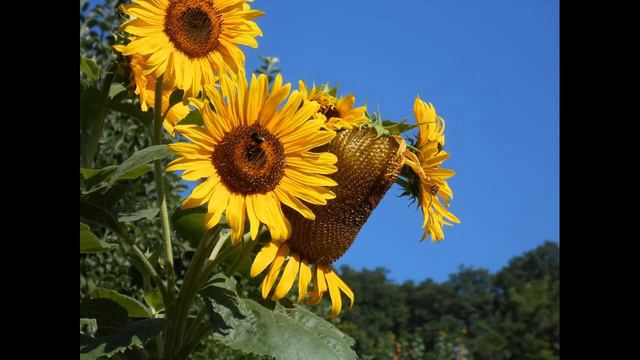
left=197, top=0, right=559, bottom=283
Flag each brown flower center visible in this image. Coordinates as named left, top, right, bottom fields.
left=212, top=124, right=286, bottom=195
left=284, top=129, right=404, bottom=266
left=164, top=0, right=223, bottom=59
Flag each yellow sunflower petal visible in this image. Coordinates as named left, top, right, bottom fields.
left=324, top=268, right=343, bottom=318
left=274, top=186, right=315, bottom=220
left=332, top=271, right=355, bottom=310
left=250, top=241, right=280, bottom=277
left=226, top=194, right=247, bottom=245
left=245, top=194, right=261, bottom=240
left=307, top=265, right=328, bottom=305
left=205, top=185, right=231, bottom=229
left=261, top=243, right=289, bottom=299
left=297, top=260, right=312, bottom=302
left=284, top=168, right=337, bottom=187
left=272, top=253, right=301, bottom=300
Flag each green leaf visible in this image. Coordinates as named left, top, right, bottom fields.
left=328, top=85, right=338, bottom=97
left=81, top=166, right=120, bottom=201
left=104, top=102, right=153, bottom=124
left=179, top=109, right=203, bottom=126
left=80, top=56, right=101, bottom=82
left=80, top=198, right=123, bottom=236
left=81, top=165, right=118, bottom=185
left=80, top=298, right=129, bottom=336
left=80, top=318, right=99, bottom=337
left=107, top=145, right=170, bottom=188
left=81, top=164, right=150, bottom=193
left=81, top=223, right=117, bottom=253
left=118, top=208, right=159, bottom=223
left=80, top=86, right=104, bottom=132
left=143, top=288, right=165, bottom=314
left=93, top=288, right=152, bottom=318
left=173, top=206, right=207, bottom=248
left=84, top=184, right=128, bottom=210
left=80, top=318, right=166, bottom=360
left=120, top=163, right=153, bottom=180
left=382, top=119, right=417, bottom=135
left=109, top=83, right=128, bottom=99
left=169, top=89, right=185, bottom=107
left=202, top=274, right=357, bottom=360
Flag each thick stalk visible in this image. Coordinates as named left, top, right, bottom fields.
left=182, top=304, right=208, bottom=350
left=163, top=229, right=227, bottom=359
left=151, top=74, right=177, bottom=301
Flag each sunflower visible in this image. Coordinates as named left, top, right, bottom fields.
left=402, top=97, right=460, bottom=241
left=116, top=0, right=263, bottom=98
left=251, top=128, right=406, bottom=317
left=115, top=49, right=191, bottom=135
left=298, top=81, right=368, bottom=131
left=166, top=73, right=338, bottom=244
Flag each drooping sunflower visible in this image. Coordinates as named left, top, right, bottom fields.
left=402, top=97, right=460, bottom=241
left=298, top=81, right=368, bottom=131
left=116, top=0, right=263, bottom=98
left=166, top=73, right=338, bottom=244
left=115, top=49, right=191, bottom=135
left=251, top=128, right=407, bottom=317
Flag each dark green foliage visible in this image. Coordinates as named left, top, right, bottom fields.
left=329, top=241, right=559, bottom=360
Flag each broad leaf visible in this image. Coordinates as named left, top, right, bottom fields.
left=118, top=208, right=159, bottom=223
left=144, top=288, right=165, bottom=315
left=80, top=298, right=129, bottom=336
left=80, top=56, right=100, bottom=82
left=104, top=101, right=153, bottom=124
left=81, top=165, right=118, bottom=187
left=80, top=199, right=123, bottom=236
left=168, top=89, right=185, bottom=108
left=93, top=288, right=152, bottom=318
left=80, top=86, right=104, bottom=132
left=202, top=274, right=357, bottom=360
left=107, top=145, right=170, bottom=188
left=80, top=318, right=98, bottom=337
left=80, top=318, right=166, bottom=360
left=81, top=164, right=151, bottom=193
left=85, top=184, right=128, bottom=210
left=119, top=163, right=153, bottom=180
left=109, top=83, right=128, bottom=99
left=81, top=223, right=117, bottom=253
left=173, top=206, right=207, bottom=248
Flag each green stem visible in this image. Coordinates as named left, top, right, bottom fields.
left=198, top=230, right=239, bottom=283
left=116, top=229, right=169, bottom=311
left=163, top=228, right=224, bottom=359
left=183, top=304, right=208, bottom=348
left=179, top=317, right=214, bottom=358
left=208, top=230, right=228, bottom=261
left=151, top=74, right=177, bottom=302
